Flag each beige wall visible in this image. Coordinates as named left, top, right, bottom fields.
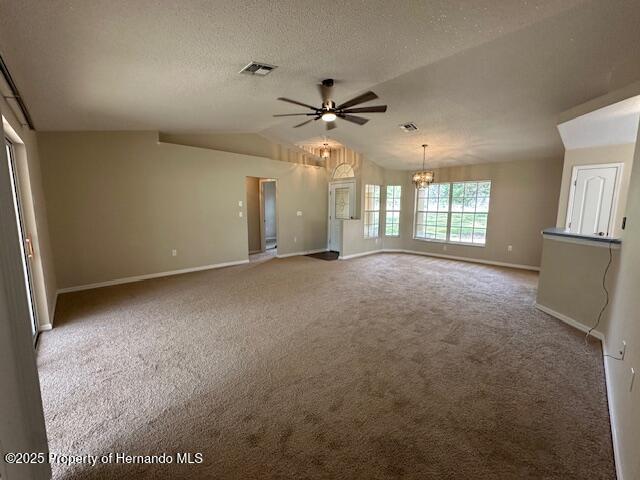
left=556, top=143, right=635, bottom=237
left=245, top=177, right=261, bottom=253
left=536, top=236, right=619, bottom=336
left=399, top=157, right=562, bottom=268
left=1, top=99, right=56, bottom=329
left=337, top=156, right=562, bottom=267
left=159, top=132, right=319, bottom=166
left=603, top=130, right=640, bottom=480
left=339, top=157, right=386, bottom=257
left=37, top=132, right=328, bottom=290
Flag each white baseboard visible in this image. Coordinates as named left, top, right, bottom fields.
left=337, top=248, right=540, bottom=272
left=339, top=249, right=384, bottom=260
left=534, top=303, right=604, bottom=341
left=402, top=249, right=540, bottom=271
left=603, top=354, right=624, bottom=480
left=38, top=323, right=52, bottom=332
left=276, top=248, right=327, bottom=259
left=57, top=259, right=250, bottom=294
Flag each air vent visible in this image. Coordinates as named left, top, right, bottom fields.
left=239, top=61, right=278, bottom=76
left=399, top=122, right=418, bottom=132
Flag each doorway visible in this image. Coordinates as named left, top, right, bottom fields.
left=5, top=138, right=38, bottom=340
left=328, top=180, right=355, bottom=253
left=566, top=163, right=622, bottom=236
left=246, top=177, right=278, bottom=262
left=260, top=179, right=277, bottom=252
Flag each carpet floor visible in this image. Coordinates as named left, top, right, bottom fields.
left=37, top=253, right=615, bottom=479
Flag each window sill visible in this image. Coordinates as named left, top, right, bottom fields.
left=411, top=237, right=486, bottom=248
left=384, top=234, right=400, bottom=238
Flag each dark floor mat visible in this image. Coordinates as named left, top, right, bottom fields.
left=306, top=250, right=339, bottom=261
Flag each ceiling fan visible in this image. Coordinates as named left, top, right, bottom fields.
left=273, top=79, right=387, bottom=130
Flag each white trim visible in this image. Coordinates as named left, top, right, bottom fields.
left=603, top=354, right=624, bottom=480
left=38, top=323, right=52, bottom=332
left=57, top=259, right=250, bottom=294
left=542, top=233, right=621, bottom=249
left=337, top=248, right=540, bottom=271
left=401, top=249, right=540, bottom=271
left=48, top=291, right=58, bottom=328
left=339, top=249, right=384, bottom=260
left=276, top=248, right=327, bottom=259
left=534, top=303, right=604, bottom=340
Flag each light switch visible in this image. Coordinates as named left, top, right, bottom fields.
left=238, top=201, right=243, bottom=207
left=297, top=211, right=302, bottom=216
left=239, top=211, right=243, bottom=218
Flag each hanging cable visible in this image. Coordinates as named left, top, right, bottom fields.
left=584, top=240, right=613, bottom=343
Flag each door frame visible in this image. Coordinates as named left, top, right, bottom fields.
left=565, top=162, right=623, bottom=235
left=5, top=137, right=39, bottom=341
left=327, top=179, right=356, bottom=251
left=259, top=178, right=278, bottom=252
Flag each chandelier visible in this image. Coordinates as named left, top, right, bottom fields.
left=412, top=144, right=434, bottom=189
left=320, top=143, right=331, bottom=159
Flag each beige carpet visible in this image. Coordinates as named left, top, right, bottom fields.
left=37, top=253, right=615, bottom=479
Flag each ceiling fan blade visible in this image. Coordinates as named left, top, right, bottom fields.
left=293, top=119, right=315, bottom=128
left=326, top=121, right=337, bottom=131
left=273, top=113, right=316, bottom=117
left=277, top=97, right=318, bottom=110
left=340, top=114, right=369, bottom=125
left=336, top=91, right=378, bottom=110
left=340, top=105, right=387, bottom=114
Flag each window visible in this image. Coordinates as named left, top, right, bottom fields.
left=385, top=185, right=401, bottom=236
left=415, top=183, right=449, bottom=241
left=449, top=181, right=491, bottom=244
left=364, top=184, right=380, bottom=238
left=414, top=180, right=491, bottom=245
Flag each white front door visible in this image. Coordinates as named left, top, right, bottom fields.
left=567, top=164, right=621, bottom=236
left=329, top=182, right=355, bottom=252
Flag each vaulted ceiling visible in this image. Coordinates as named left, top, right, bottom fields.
left=1, top=0, right=639, bottom=169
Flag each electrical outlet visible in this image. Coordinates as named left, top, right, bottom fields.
left=507, top=245, right=513, bottom=252
left=172, top=249, right=177, bottom=257
left=238, top=200, right=243, bottom=207
left=297, top=211, right=302, bottom=216
left=239, top=211, right=243, bottom=218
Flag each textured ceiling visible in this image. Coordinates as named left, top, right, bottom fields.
left=1, top=0, right=639, bottom=169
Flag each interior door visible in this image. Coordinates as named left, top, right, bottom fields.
left=567, top=164, right=620, bottom=236
left=329, top=182, right=355, bottom=252
left=5, top=139, right=38, bottom=339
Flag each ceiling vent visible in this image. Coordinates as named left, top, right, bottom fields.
left=239, top=61, right=278, bottom=76
left=399, top=122, right=418, bottom=132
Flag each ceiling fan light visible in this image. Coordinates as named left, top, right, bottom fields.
left=321, top=112, right=337, bottom=122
